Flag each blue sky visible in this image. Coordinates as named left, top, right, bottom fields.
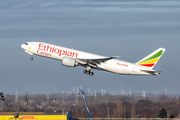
left=0, top=0, right=179, bottom=95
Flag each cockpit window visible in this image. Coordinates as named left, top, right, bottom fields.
left=24, top=43, right=28, bottom=45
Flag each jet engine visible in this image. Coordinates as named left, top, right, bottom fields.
left=62, top=56, right=78, bottom=67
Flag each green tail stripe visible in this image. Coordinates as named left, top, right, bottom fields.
left=138, top=50, right=163, bottom=63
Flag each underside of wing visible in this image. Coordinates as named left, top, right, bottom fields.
left=76, top=56, right=118, bottom=68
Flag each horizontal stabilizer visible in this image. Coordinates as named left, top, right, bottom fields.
left=141, top=69, right=161, bottom=75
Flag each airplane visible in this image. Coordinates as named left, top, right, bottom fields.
left=21, top=42, right=166, bottom=76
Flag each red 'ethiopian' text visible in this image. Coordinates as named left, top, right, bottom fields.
left=116, top=63, right=128, bottom=67
left=37, top=43, right=78, bottom=58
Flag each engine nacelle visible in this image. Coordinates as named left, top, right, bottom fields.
left=62, top=57, right=78, bottom=67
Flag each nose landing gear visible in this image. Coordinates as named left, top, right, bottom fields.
left=30, top=55, right=33, bottom=61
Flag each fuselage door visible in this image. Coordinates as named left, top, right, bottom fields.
left=33, top=43, right=38, bottom=51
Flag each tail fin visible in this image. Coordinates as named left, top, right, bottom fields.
left=136, top=48, right=166, bottom=69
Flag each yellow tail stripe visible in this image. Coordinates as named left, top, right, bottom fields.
left=138, top=58, right=159, bottom=64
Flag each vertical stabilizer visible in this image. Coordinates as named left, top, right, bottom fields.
left=136, top=48, right=166, bottom=69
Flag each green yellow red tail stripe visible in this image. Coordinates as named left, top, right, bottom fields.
left=136, top=48, right=165, bottom=68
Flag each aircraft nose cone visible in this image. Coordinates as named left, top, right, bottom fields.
left=21, top=44, right=25, bottom=49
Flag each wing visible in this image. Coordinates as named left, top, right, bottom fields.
left=76, top=56, right=118, bottom=68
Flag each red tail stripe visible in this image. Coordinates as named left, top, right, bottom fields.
left=139, top=63, right=155, bottom=67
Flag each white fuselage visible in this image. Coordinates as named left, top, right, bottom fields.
left=21, top=42, right=153, bottom=75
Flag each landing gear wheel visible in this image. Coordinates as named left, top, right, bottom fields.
left=86, top=71, right=90, bottom=75
left=30, top=57, right=33, bottom=61
left=83, top=70, right=87, bottom=74
left=89, top=72, right=94, bottom=76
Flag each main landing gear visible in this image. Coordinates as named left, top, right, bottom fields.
left=83, top=70, right=94, bottom=76
left=83, top=66, right=94, bottom=76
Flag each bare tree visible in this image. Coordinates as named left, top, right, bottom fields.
left=131, top=104, right=136, bottom=118
left=113, top=101, right=123, bottom=118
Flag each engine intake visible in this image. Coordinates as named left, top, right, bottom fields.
left=62, top=57, right=78, bottom=67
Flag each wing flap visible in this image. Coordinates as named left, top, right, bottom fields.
left=78, top=56, right=118, bottom=62
left=76, top=56, right=118, bottom=68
